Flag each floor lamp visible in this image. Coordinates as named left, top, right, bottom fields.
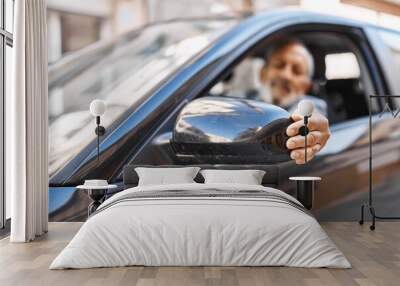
left=359, top=95, right=400, bottom=230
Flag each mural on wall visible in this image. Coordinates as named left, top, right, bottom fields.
left=47, top=2, right=400, bottom=222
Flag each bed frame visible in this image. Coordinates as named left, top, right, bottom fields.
left=123, top=164, right=279, bottom=187
left=122, top=164, right=314, bottom=209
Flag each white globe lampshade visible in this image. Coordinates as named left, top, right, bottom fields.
left=90, top=99, right=106, bottom=117
left=297, top=99, right=314, bottom=117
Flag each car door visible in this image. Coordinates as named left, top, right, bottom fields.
left=305, top=27, right=400, bottom=221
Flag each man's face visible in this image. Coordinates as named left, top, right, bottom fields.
left=260, top=43, right=312, bottom=107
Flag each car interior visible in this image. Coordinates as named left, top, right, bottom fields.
left=208, top=31, right=377, bottom=124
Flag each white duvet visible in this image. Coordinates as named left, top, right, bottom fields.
left=50, top=183, right=350, bottom=269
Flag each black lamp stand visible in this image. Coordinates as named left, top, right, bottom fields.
left=299, top=116, right=309, bottom=163
left=95, top=116, right=106, bottom=162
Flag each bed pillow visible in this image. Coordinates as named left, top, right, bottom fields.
left=200, top=169, right=266, bottom=185
left=135, top=167, right=200, bottom=186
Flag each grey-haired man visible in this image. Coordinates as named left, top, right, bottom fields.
left=259, top=39, right=330, bottom=164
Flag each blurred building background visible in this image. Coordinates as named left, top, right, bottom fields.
left=47, top=0, right=400, bottom=63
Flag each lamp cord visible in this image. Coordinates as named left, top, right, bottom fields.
left=96, top=115, right=100, bottom=163
left=305, top=129, right=307, bottom=163
left=97, top=126, right=100, bottom=163
left=304, top=116, right=308, bottom=164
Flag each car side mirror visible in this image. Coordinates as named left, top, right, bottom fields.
left=171, top=96, right=292, bottom=164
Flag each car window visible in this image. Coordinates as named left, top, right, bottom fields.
left=208, top=34, right=374, bottom=124
left=322, top=50, right=369, bottom=123
left=48, top=19, right=236, bottom=176
left=325, top=52, right=360, bottom=80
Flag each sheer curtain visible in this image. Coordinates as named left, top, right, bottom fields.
left=8, top=0, right=48, bottom=242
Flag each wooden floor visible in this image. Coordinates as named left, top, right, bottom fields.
left=0, top=222, right=399, bottom=286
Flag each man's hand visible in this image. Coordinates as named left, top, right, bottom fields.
left=285, top=112, right=330, bottom=164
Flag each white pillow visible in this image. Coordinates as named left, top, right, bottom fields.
left=200, top=169, right=266, bottom=185
left=135, top=167, right=200, bottom=186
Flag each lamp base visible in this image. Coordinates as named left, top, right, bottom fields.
left=359, top=203, right=400, bottom=231
left=86, top=188, right=107, bottom=216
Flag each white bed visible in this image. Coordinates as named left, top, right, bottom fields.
left=50, top=183, right=350, bottom=269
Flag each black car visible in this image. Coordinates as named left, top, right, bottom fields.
left=48, top=9, right=400, bottom=222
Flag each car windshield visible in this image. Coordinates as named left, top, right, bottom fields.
left=48, top=19, right=236, bottom=176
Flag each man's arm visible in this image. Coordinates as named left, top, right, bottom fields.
left=285, top=112, right=331, bottom=164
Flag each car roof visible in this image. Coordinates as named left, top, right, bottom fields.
left=169, top=8, right=399, bottom=34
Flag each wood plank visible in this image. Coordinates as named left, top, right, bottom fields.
left=0, top=222, right=399, bottom=286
